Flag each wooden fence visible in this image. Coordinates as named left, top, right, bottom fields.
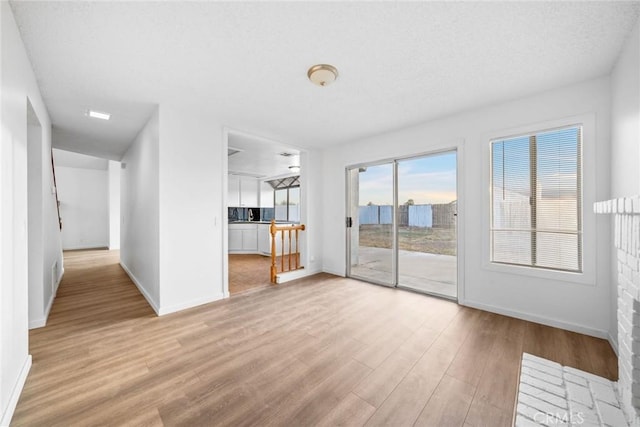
left=359, top=201, right=456, bottom=228
left=431, top=202, right=456, bottom=228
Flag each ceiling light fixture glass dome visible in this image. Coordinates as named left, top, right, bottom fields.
left=307, top=64, right=338, bottom=86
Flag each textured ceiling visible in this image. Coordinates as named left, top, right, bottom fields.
left=228, top=132, right=300, bottom=179
left=10, top=1, right=640, bottom=160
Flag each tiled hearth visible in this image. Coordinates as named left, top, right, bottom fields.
left=515, top=353, right=626, bottom=426
left=515, top=196, right=640, bottom=427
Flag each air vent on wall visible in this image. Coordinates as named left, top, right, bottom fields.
left=229, top=171, right=267, bottom=179
left=228, top=147, right=243, bottom=157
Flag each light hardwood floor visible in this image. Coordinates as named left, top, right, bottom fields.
left=12, top=249, right=617, bottom=426
left=228, top=254, right=273, bottom=295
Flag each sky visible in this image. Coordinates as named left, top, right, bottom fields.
left=492, top=126, right=579, bottom=200
left=357, top=151, right=457, bottom=205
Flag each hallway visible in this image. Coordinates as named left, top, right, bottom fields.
left=12, top=250, right=618, bottom=426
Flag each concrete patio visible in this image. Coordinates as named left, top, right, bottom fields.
left=350, top=246, right=457, bottom=298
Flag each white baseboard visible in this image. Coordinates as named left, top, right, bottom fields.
left=608, top=332, right=619, bottom=357
left=158, top=293, right=225, bottom=316
left=462, top=299, right=609, bottom=339
left=119, top=262, right=160, bottom=315
left=63, top=244, right=109, bottom=251
left=55, top=267, right=64, bottom=292
left=276, top=267, right=322, bottom=284
left=321, top=267, right=345, bottom=277
left=29, top=318, right=46, bottom=329
left=29, top=267, right=64, bottom=329
left=120, top=263, right=226, bottom=316
left=0, top=355, right=32, bottom=427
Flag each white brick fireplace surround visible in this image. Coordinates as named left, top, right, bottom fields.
left=515, top=196, right=640, bottom=427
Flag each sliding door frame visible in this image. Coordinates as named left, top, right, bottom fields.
left=345, top=160, right=398, bottom=287
left=345, top=146, right=462, bottom=300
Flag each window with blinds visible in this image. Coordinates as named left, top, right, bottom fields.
left=491, top=125, right=582, bottom=272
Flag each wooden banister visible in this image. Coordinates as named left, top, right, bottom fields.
left=270, top=219, right=306, bottom=283
left=51, top=149, right=62, bottom=230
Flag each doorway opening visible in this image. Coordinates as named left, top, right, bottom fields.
left=52, top=149, right=120, bottom=252
left=346, top=150, right=458, bottom=300
left=224, top=130, right=303, bottom=296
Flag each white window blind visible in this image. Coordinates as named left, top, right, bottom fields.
left=491, top=125, right=582, bottom=272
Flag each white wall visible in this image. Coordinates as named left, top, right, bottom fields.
left=56, top=166, right=109, bottom=250
left=299, top=149, right=324, bottom=275
left=611, top=19, right=640, bottom=199
left=0, top=2, right=63, bottom=424
left=158, top=104, right=224, bottom=314
left=609, top=17, right=640, bottom=351
left=109, top=161, right=120, bottom=250
left=27, top=119, right=44, bottom=333
left=121, top=108, right=160, bottom=312
left=321, top=76, right=612, bottom=338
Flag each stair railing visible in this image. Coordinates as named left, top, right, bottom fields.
left=51, top=149, right=62, bottom=230
left=269, top=219, right=306, bottom=283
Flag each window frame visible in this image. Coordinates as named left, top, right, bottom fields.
left=274, top=185, right=300, bottom=223
left=490, top=124, right=583, bottom=273
left=482, top=114, right=596, bottom=286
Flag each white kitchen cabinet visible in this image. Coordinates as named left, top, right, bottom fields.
left=228, top=223, right=297, bottom=254
left=258, top=224, right=271, bottom=255
left=228, top=228, right=243, bottom=251
left=228, top=175, right=240, bottom=206
left=228, top=223, right=258, bottom=252
left=228, top=175, right=259, bottom=207
left=259, top=181, right=274, bottom=208
left=242, top=229, right=258, bottom=251
left=239, top=177, right=259, bottom=207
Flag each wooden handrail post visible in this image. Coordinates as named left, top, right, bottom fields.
left=270, top=220, right=277, bottom=283
left=296, top=228, right=300, bottom=270
left=288, top=229, right=292, bottom=271
left=281, top=228, right=285, bottom=273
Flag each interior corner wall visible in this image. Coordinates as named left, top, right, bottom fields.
left=55, top=166, right=109, bottom=250
left=611, top=18, right=640, bottom=199
left=121, top=108, right=160, bottom=312
left=157, top=104, right=225, bottom=315
left=108, top=161, right=120, bottom=250
left=610, top=17, right=640, bottom=351
left=1, top=2, right=63, bottom=424
left=321, top=76, right=612, bottom=337
left=299, top=149, right=323, bottom=275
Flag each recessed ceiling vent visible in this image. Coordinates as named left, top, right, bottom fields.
left=228, top=147, right=243, bottom=157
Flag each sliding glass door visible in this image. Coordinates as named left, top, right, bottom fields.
left=347, top=163, right=395, bottom=286
left=346, top=150, right=458, bottom=299
left=397, top=152, right=457, bottom=298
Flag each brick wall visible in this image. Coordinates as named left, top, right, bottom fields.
left=595, top=196, right=640, bottom=424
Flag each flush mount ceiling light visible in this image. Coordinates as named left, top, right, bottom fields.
left=307, top=64, right=338, bottom=87
left=86, top=110, right=111, bottom=120
left=289, top=165, right=300, bottom=172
